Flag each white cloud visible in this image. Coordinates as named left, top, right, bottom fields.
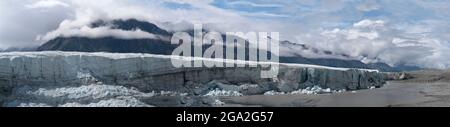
left=295, top=19, right=450, bottom=69
left=353, top=19, right=385, bottom=28
left=164, top=0, right=214, bottom=5
left=25, top=0, right=70, bottom=9
left=35, top=0, right=282, bottom=42
left=356, top=1, right=380, bottom=12
left=237, top=11, right=289, bottom=18
left=39, top=26, right=162, bottom=41
left=0, top=0, right=71, bottom=48
left=321, top=28, right=379, bottom=40
left=228, top=1, right=283, bottom=8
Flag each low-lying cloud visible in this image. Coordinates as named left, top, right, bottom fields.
left=25, top=0, right=69, bottom=9
left=39, top=26, right=162, bottom=41
left=293, top=19, right=450, bottom=69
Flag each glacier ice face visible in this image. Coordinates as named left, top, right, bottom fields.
left=0, top=51, right=386, bottom=107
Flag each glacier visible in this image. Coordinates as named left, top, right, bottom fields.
left=0, top=51, right=385, bottom=107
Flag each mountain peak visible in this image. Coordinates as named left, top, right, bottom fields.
left=90, top=18, right=171, bottom=36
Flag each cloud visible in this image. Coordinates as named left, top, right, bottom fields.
left=164, top=0, right=214, bottom=5
left=321, top=28, right=379, bottom=40
left=0, top=0, right=72, bottom=49
left=33, top=0, right=173, bottom=41
left=353, top=19, right=385, bottom=28
left=294, top=19, right=450, bottom=69
left=36, top=0, right=283, bottom=41
left=227, top=1, right=283, bottom=8
left=39, top=26, right=162, bottom=41
left=237, top=11, right=289, bottom=18
left=0, top=0, right=294, bottom=49
left=356, top=1, right=380, bottom=12
left=25, top=0, right=70, bottom=9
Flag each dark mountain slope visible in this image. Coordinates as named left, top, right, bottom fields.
left=37, top=19, right=419, bottom=72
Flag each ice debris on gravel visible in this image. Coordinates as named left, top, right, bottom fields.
left=264, top=86, right=347, bottom=95
left=26, top=84, right=155, bottom=100
left=59, top=98, right=153, bottom=107
left=8, top=84, right=157, bottom=107
left=212, top=99, right=226, bottom=106
left=204, top=88, right=243, bottom=97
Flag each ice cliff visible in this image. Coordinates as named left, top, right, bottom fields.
left=0, top=52, right=385, bottom=107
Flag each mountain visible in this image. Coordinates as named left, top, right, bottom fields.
left=277, top=40, right=420, bottom=71
left=91, top=19, right=171, bottom=36
left=37, top=19, right=176, bottom=54
left=37, top=37, right=177, bottom=55
left=37, top=19, right=419, bottom=72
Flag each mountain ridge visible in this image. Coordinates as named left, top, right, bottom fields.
left=36, top=19, right=419, bottom=72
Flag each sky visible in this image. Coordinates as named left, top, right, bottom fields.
left=0, top=0, right=450, bottom=69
